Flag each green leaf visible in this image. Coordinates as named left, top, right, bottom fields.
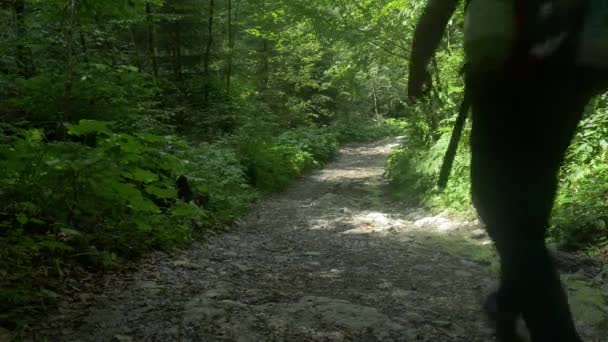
left=145, top=185, right=178, bottom=199
left=172, top=201, right=207, bottom=218
left=119, top=135, right=144, bottom=154
left=134, top=217, right=153, bottom=232
left=123, top=168, right=159, bottom=183
left=16, top=213, right=29, bottom=225
left=29, top=218, right=46, bottom=225
left=109, top=181, right=160, bottom=213
left=40, top=288, right=61, bottom=300
left=135, top=133, right=167, bottom=143
left=60, top=228, right=82, bottom=237
left=158, top=154, right=184, bottom=171
left=67, top=120, right=112, bottom=136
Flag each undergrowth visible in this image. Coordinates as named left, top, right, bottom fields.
left=386, top=96, right=608, bottom=254
left=0, top=121, right=368, bottom=329
left=0, top=117, right=406, bottom=330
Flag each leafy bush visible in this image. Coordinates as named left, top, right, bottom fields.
left=551, top=107, right=608, bottom=249
left=11, top=63, right=156, bottom=128
left=389, top=95, right=608, bottom=252
left=237, top=127, right=338, bottom=193
left=336, top=119, right=408, bottom=143
left=386, top=118, right=472, bottom=212
left=0, top=120, right=340, bottom=328
left=179, top=141, right=256, bottom=223
left=276, top=127, right=338, bottom=163
left=0, top=121, right=204, bottom=326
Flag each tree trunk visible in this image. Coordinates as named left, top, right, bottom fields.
left=60, top=0, right=77, bottom=140
left=225, top=0, right=239, bottom=94
left=13, top=0, right=34, bottom=77
left=80, top=32, right=88, bottom=63
left=175, top=21, right=182, bottom=80
left=146, top=2, right=159, bottom=79
left=261, top=39, right=269, bottom=88
left=203, top=0, right=215, bottom=104
left=170, top=19, right=183, bottom=81
left=371, top=82, right=381, bottom=126
left=130, top=26, right=143, bottom=71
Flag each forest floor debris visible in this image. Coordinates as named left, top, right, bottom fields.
left=26, top=139, right=608, bottom=341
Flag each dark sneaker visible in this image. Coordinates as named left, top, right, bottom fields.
left=483, top=291, right=530, bottom=342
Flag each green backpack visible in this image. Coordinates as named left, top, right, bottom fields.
left=579, top=0, right=608, bottom=69
left=439, top=0, right=608, bottom=189
left=464, top=0, right=608, bottom=70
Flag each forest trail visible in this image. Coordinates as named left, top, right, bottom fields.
left=31, top=139, right=608, bottom=342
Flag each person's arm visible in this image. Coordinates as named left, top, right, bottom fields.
left=408, top=0, right=460, bottom=100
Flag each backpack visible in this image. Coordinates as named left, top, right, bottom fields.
left=439, top=0, right=608, bottom=190
left=579, top=0, right=608, bottom=69
left=464, top=0, right=608, bottom=71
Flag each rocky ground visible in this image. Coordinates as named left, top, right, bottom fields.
left=22, top=138, right=608, bottom=341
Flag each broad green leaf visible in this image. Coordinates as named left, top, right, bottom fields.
left=172, top=201, right=208, bottom=218
left=109, top=181, right=161, bottom=213
left=135, top=133, right=167, bottom=143
left=16, top=213, right=28, bottom=225
left=67, top=120, right=112, bottom=136
left=134, top=217, right=153, bottom=232
left=145, top=185, right=178, bottom=199
left=119, top=135, right=144, bottom=154
left=123, top=168, right=159, bottom=183
left=60, top=228, right=82, bottom=236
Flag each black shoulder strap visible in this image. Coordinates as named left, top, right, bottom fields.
left=438, top=87, right=471, bottom=190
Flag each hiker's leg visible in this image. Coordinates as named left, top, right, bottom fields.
left=469, top=70, right=589, bottom=341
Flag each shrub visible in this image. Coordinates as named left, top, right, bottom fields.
left=276, top=127, right=338, bottom=163
left=238, top=127, right=339, bottom=193
left=179, top=141, right=256, bottom=223
left=0, top=118, right=343, bottom=328
left=0, top=121, right=205, bottom=327
left=336, top=119, right=408, bottom=143
left=386, top=120, right=472, bottom=212
left=551, top=110, right=608, bottom=249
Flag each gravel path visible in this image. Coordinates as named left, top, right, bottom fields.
left=27, top=138, right=608, bottom=342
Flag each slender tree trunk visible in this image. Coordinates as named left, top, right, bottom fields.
left=225, top=0, right=239, bottom=94
left=60, top=0, right=77, bottom=140
left=203, top=0, right=215, bottom=104
left=13, top=0, right=34, bottom=77
left=130, top=26, right=143, bottom=71
left=371, top=82, right=381, bottom=126
left=175, top=21, right=182, bottom=80
left=257, top=0, right=270, bottom=91
left=261, top=39, right=269, bottom=88
left=79, top=32, right=88, bottom=63
left=431, top=57, right=442, bottom=94
left=146, top=2, right=159, bottom=79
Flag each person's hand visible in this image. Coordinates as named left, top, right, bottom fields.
left=407, top=68, right=432, bottom=103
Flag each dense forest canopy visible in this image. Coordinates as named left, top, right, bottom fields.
left=0, top=0, right=431, bottom=134
left=1, top=0, right=607, bottom=331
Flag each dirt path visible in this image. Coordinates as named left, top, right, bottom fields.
left=30, top=139, right=608, bottom=342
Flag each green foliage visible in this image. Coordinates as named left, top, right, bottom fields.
left=0, top=120, right=339, bottom=328
left=336, top=119, right=408, bottom=143
left=0, top=121, right=195, bottom=284
left=276, top=127, right=338, bottom=163
left=0, top=121, right=206, bottom=327
left=11, top=64, right=156, bottom=126
left=386, top=119, right=472, bottom=211
left=179, top=142, right=256, bottom=222
left=239, top=128, right=338, bottom=192
left=4, top=0, right=414, bottom=327
left=551, top=101, right=608, bottom=249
